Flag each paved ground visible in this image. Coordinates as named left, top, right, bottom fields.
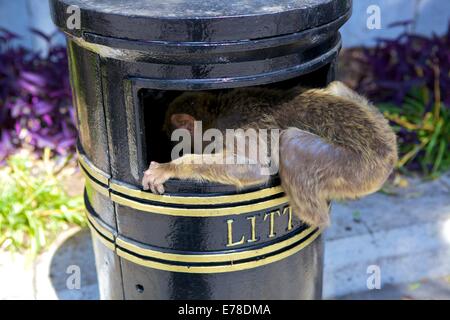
left=338, top=276, right=450, bottom=300
left=0, top=173, right=449, bottom=300
left=323, top=173, right=450, bottom=298
left=0, top=228, right=99, bottom=300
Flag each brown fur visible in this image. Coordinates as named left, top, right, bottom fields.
left=143, top=82, right=398, bottom=227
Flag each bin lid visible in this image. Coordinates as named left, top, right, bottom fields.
left=50, top=0, right=352, bottom=42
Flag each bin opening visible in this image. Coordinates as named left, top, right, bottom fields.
left=139, top=63, right=333, bottom=175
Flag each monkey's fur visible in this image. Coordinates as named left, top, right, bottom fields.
left=143, top=82, right=398, bottom=227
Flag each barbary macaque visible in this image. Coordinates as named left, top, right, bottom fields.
left=142, top=81, right=397, bottom=227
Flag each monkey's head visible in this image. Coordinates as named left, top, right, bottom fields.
left=163, top=92, right=220, bottom=136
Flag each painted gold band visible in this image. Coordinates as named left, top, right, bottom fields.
left=110, top=180, right=285, bottom=205
left=77, top=148, right=285, bottom=206
left=77, top=150, right=110, bottom=186
left=110, top=192, right=289, bottom=216
left=81, top=160, right=290, bottom=217
left=86, top=209, right=322, bottom=273
left=87, top=222, right=115, bottom=251
left=116, top=226, right=316, bottom=263
left=84, top=169, right=110, bottom=198
left=85, top=210, right=114, bottom=242
left=116, top=230, right=321, bottom=274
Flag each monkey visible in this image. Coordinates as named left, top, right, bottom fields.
left=142, top=81, right=398, bottom=228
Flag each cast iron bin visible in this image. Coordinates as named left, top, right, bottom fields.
left=50, top=0, right=352, bottom=300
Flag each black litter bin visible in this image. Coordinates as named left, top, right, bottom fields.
left=50, top=0, right=352, bottom=300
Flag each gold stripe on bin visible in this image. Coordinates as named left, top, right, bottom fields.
left=76, top=149, right=285, bottom=205
left=116, top=226, right=316, bottom=263
left=78, top=151, right=289, bottom=216
left=85, top=211, right=115, bottom=242
left=81, top=168, right=289, bottom=216
left=111, top=192, right=289, bottom=217
left=110, top=181, right=284, bottom=205
left=76, top=150, right=110, bottom=186
left=85, top=207, right=322, bottom=273
left=87, top=224, right=115, bottom=251
left=116, top=229, right=322, bottom=274
left=86, top=215, right=116, bottom=251
left=85, top=202, right=323, bottom=273
left=84, top=170, right=110, bottom=198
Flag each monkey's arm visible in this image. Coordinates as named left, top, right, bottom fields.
left=142, top=153, right=270, bottom=194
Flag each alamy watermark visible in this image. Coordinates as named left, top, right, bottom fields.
left=170, top=121, right=280, bottom=176
left=66, top=265, right=81, bottom=290
left=367, top=265, right=382, bottom=290
left=367, top=5, right=382, bottom=30
left=66, top=5, right=81, bottom=30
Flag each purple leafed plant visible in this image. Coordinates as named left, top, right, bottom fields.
left=356, top=23, right=450, bottom=107
left=347, top=22, right=450, bottom=176
left=0, top=28, right=77, bottom=162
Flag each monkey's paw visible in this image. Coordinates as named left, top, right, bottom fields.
left=142, top=162, right=173, bottom=195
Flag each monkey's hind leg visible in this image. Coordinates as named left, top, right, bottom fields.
left=278, top=128, right=337, bottom=227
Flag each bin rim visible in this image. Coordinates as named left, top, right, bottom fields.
left=50, top=0, right=352, bottom=42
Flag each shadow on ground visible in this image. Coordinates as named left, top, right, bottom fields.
left=49, top=229, right=99, bottom=300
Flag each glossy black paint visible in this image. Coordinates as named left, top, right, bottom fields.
left=115, top=203, right=301, bottom=252
left=50, top=0, right=352, bottom=300
left=121, top=236, right=324, bottom=300
left=50, top=0, right=351, bottom=42
left=86, top=198, right=124, bottom=300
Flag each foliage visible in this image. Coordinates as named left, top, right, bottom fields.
left=353, top=22, right=450, bottom=176
left=379, top=88, right=450, bottom=177
left=356, top=23, right=450, bottom=107
left=0, top=149, right=85, bottom=253
left=0, top=28, right=77, bottom=162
